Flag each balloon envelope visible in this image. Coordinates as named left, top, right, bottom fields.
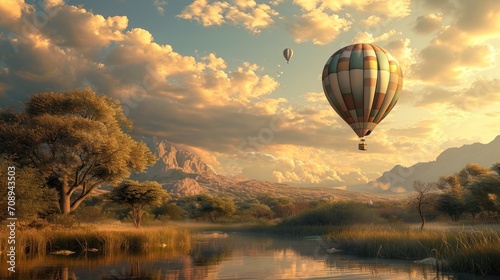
left=283, top=48, right=293, bottom=63
left=322, top=43, right=403, bottom=138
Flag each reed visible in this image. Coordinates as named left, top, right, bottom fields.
left=323, top=225, right=500, bottom=275
left=0, top=225, right=192, bottom=258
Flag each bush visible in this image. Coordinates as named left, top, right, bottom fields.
left=281, top=201, right=380, bottom=226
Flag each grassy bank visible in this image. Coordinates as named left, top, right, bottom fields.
left=0, top=224, right=192, bottom=258
left=323, top=225, right=500, bottom=276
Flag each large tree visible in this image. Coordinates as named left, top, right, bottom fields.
left=0, top=89, right=156, bottom=214
left=437, top=163, right=499, bottom=221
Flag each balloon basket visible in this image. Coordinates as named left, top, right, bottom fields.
left=358, top=139, right=367, bottom=151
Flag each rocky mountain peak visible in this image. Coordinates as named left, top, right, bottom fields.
left=135, top=137, right=215, bottom=182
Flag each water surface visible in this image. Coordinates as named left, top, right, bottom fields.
left=3, top=232, right=496, bottom=279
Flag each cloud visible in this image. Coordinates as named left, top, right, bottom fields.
left=288, top=9, right=351, bottom=45
left=411, top=32, right=496, bottom=83
left=351, top=29, right=400, bottom=43
left=293, top=0, right=411, bottom=18
left=177, top=0, right=279, bottom=34
left=303, top=92, right=325, bottom=102
left=413, top=78, right=500, bottom=111
left=153, top=0, right=168, bottom=16
left=0, top=0, right=29, bottom=26
left=286, top=0, right=410, bottom=45
left=453, top=0, right=500, bottom=37
left=411, top=1, right=500, bottom=83
left=31, top=5, right=128, bottom=56
left=413, top=13, right=443, bottom=34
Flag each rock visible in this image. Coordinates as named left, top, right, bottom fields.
left=168, top=178, right=203, bottom=197
left=51, top=250, right=75, bottom=255
left=134, top=138, right=215, bottom=182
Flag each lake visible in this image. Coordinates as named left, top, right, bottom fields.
left=3, top=231, right=497, bottom=279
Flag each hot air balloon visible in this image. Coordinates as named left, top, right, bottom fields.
left=283, top=48, right=293, bottom=64
left=321, top=43, right=403, bottom=150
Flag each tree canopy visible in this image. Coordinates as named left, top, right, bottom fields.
left=0, top=89, right=157, bottom=214
left=437, top=163, right=500, bottom=222
left=107, top=180, right=170, bottom=227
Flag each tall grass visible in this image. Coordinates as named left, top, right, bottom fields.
left=323, top=225, right=500, bottom=276
left=0, top=225, right=192, bottom=259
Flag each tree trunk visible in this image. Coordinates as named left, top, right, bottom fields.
left=418, top=203, right=425, bottom=230
left=132, top=205, right=141, bottom=228
left=59, top=184, right=72, bottom=215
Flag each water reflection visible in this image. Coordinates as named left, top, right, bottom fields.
left=2, top=232, right=497, bottom=280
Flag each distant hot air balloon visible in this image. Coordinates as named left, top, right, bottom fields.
left=321, top=43, right=403, bottom=150
left=283, top=48, right=293, bottom=64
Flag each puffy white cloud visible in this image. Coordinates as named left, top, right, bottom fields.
left=288, top=9, right=351, bottom=45
left=293, top=0, right=411, bottom=18
left=351, top=29, right=400, bottom=44
left=412, top=1, right=500, bottom=83
left=0, top=0, right=29, bottom=26
left=177, top=0, right=279, bottom=34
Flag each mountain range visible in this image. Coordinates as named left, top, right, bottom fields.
left=134, top=136, right=500, bottom=200
left=362, top=135, right=500, bottom=194
left=133, top=137, right=389, bottom=203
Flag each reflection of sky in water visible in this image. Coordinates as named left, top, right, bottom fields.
left=5, top=233, right=498, bottom=280
left=210, top=248, right=439, bottom=280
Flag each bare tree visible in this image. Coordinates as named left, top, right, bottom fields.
left=411, top=181, right=436, bottom=230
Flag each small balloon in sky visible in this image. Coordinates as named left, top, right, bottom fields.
left=283, top=48, right=293, bottom=64
left=321, top=43, right=403, bottom=151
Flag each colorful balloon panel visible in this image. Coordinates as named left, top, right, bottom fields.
left=322, top=43, right=403, bottom=138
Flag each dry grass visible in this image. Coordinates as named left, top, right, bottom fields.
left=0, top=223, right=192, bottom=258
left=324, top=225, right=500, bottom=276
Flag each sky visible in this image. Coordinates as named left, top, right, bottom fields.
left=1, top=0, right=500, bottom=192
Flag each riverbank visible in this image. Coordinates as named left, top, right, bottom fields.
left=0, top=223, right=192, bottom=258
left=176, top=221, right=500, bottom=276
left=323, top=224, right=500, bottom=276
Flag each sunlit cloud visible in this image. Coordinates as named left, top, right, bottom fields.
left=288, top=9, right=351, bottom=45
left=1, top=0, right=500, bottom=189
left=413, top=13, right=443, bottom=34
left=414, top=78, right=500, bottom=111
left=177, top=0, right=279, bottom=34
left=292, top=0, right=411, bottom=18
left=153, top=0, right=168, bottom=16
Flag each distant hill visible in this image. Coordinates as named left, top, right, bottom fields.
left=133, top=137, right=394, bottom=203
left=359, top=135, right=500, bottom=194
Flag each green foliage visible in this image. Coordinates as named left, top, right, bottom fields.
left=107, top=180, right=170, bottom=227
left=437, top=163, right=500, bottom=222
left=437, top=193, right=466, bottom=221
left=152, top=203, right=186, bottom=221
left=181, top=194, right=236, bottom=222
left=0, top=89, right=157, bottom=214
left=242, top=203, right=274, bottom=219
left=256, top=194, right=297, bottom=218
left=281, top=201, right=380, bottom=226
left=0, top=160, right=59, bottom=222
